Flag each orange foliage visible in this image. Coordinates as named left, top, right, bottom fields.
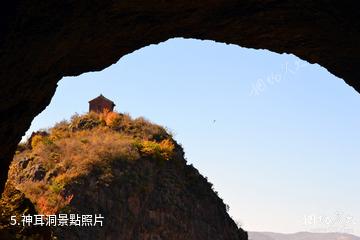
left=99, top=109, right=121, bottom=127
left=37, top=194, right=73, bottom=215
left=136, top=139, right=175, bottom=160
left=12, top=111, right=174, bottom=214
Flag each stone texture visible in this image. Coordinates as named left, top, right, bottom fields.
left=1, top=118, right=248, bottom=239
left=0, top=0, right=359, bottom=193
left=0, top=183, right=52, bottom=239
left=52, top=158, right=247, bottom=240
left=32, top=165, right=46, bottom=181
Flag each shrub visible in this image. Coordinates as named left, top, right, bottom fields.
left=135, top=139, right=175, bottom=160
left=132, top=117, right=169, bottom=141
left=31, top=135, right=43, bottom=149
left=70, top=112, right=103, bottom=131
left=50, top=120, right=70, bottom=141
left=12, top=111, right=175, bottom=215
left=16, top=142, right=28, bottom=152
left=99, top=109, right=120, bottom=126
left=49, top=180, right=65, bottom=194
left=37, top=193, right=73, bottom=215
left=42, top=137, right=54, bottom=146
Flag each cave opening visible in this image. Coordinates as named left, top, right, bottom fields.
left=19, top=38, right=360, bottom=235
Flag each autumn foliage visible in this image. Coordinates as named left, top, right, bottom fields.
left=9, top=111, right=175, bottom=215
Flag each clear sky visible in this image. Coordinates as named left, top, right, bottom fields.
left=24, top=38, right=360, bottom=235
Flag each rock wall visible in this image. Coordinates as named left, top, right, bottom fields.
left=1, top=0, right=360, bottom=192
left=1, top=112, right=248, bottom=239
left=1, top=157, right=248, bottom=240
left=53, top=158, right=247, bottom=240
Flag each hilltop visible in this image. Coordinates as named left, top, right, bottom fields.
left=1, top=111, right=247, bottom=240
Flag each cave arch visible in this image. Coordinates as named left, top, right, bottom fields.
left=0, top=1, right=359, bottom=192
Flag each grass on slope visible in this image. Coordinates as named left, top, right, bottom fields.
left=8, top=111, right=175, bottom=215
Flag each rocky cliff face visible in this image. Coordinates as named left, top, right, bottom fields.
left=1, top=112, right=247, bottom=240
left=0, top=183, right=52, bottom=239
left=53, top=154, right=246, bottom=240
left=1, top=1, right=360, bottom=193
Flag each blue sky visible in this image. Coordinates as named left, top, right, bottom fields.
left=25, top=38, right=360, bottom=235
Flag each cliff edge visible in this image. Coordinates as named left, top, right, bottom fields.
left=1, top=111, right=247, bottom=240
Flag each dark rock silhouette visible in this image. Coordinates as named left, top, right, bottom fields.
left=0, top=1, right=360, bottom=193
left=0, top=183, right=52, bottom=239
left=53, top=156, right=247, bottom=240
left=1, top=112, right=248, bottom=239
